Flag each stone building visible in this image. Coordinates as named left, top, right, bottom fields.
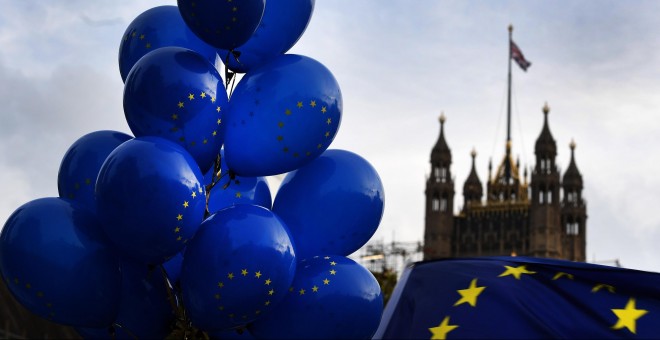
left=423, top=103, right=587, bottom=261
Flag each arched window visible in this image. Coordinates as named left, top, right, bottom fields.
left=539, top=190, right=544, bottom=204
left=547, top=190, right=552, bottom=204
left=432, top=196, right=440, bottom=211
left=440, top=197, right=448, bottom=212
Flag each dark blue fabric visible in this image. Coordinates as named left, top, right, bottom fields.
left=375, top=257, right=660, bottom=339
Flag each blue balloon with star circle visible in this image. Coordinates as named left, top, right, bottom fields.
left=75, top=259, right=176, bottom=339
left=57, top=130, right=132, bottom=213
left=218, top=0, right=315, bottom=73
left=95, top=136, right=206, bottom=265
left=119, top=5, right=222, bottom=82
left=123, top=46, right=227, bottom=173
left=249, top=255, right=383, bottom=339
left=0, top=197, right=122, bottom=327
left=204, top=149, right=272, bottom=214
left=181, top=204, right=296, bottom=332
left=273, top=149, right=384, bottom=259
left=223, top=54, right=342, bottom=177
left=177, top=0, right=265, bottom=50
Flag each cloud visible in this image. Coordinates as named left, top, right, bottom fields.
left=80, top=14, right=123, bottom=27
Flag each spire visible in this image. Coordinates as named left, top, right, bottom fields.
left=563, top=139, right=583, bottom=188
left=534, top=102, right=557, bottom=158
left=432, top=112, right=451, bottom=162
left=463, top=148, right=483, bottom=204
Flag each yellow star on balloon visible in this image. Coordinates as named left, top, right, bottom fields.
left=429, top=316, right=458, bottom=340
left=453, top=278, right=486, bottom=307
left=611, top=298, right=648, bottom=334
left=498, top=265, right=536, bottom=279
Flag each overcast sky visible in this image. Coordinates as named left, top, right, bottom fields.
left=1, top=1, right=660, bottom=272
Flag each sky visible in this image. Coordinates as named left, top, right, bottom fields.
left=1, top=1, right=660, bottom=272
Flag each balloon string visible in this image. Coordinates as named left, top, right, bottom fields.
left=159, top=265, right=180, bottom=320
left=112, top=323, right=139, bottom=340
left=223, top=50, right=242, bottom=99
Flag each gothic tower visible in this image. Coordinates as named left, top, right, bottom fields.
left=424, top=114, right=454, bottom=259
left=529, top=103, right=562, bottom=258
left=462, top=149, right=483, bottom=209
left=561, top=140, right=587, bottom=261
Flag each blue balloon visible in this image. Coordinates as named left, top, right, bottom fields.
left=95, top=136, right=206, bottom=265
left=119, top=5, right=222, bottom=82
left=0, top=197, right=122, bottom=327
left=163, top=251, right=184, bottom=285
left=249, top=256, right=383, bottom=339
left=57, top=130, right=132, bottom=213
left=181, top=205, right=296, bottom=332
left=75, top=326, right=124, bottom=339
left=224, top=54, right=342, bottom=177
left=123, top=46, right=227, bottom=173
left=205, top=150, right=272, bottom=213
left=177, top=0, right=265, bottom=50
left=219, top=0, right=315, bottom=73
left=210, top=328, right=256, bottom=339
left=76, top=259, right=176, bottom=339
left=273, top=149, right=384, bottom=259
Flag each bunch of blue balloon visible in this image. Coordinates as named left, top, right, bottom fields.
left=0, top=1, right=385, bottom=339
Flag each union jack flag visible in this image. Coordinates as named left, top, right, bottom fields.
left=511, top=40, right=531, bottom=71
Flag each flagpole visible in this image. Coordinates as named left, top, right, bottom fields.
left=505, top=24, right=513, bottom=183
left=506, top=24, right=513, bottom=145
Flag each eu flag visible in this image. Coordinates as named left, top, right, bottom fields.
left=374, top=257, right=660, bottom=339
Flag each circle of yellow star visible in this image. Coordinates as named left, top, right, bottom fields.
left=611, top=298, right=648, bottom=334
left=429, top=316, right=458, bottom=340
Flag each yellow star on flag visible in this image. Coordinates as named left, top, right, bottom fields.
left=498, top=265, right=536, bottom=279
left=241, top=269, right=248, bottom=276
left=188, top=93, right=194, bottom=100
left=611, top=298, right=648, bottom=334
left=552, top=272, right=574, bottom=280
left=429, top=316, right=458, bottom=340
left=592, top=283, right=615, bottom=293
left=453, top=278, right=486, bottom=307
